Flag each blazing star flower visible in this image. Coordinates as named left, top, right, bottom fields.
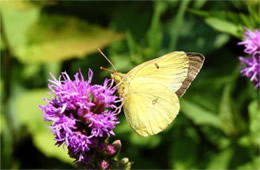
left=39, top=69, right=121, bottom=168
left=239, top=53, right=260, bottom=88
left=238, top=27, right=260, bottom=88
left=238, top=27, right=260, bottom=55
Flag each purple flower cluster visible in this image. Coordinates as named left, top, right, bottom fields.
left=40, top=69, right=121, bottom=168
left=238, top=27, right=260, bottom=88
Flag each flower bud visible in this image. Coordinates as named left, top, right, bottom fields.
left=112, top=139, right=122, bottom=153
left=100, top=160, right=109, bottom=170
left=105, top=144, right=117, bottom=156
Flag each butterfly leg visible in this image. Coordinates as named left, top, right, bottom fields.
left=114, top=99, right=124, bottom=114
left=114, top=92, right=127, bottom=114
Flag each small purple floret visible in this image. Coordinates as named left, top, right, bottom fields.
left=40, top=69, right=120, bottom=165
left=238, top=27, right=260, bottom=88
left=239, top=53, right=260, bottom=88
left=238, top=27, right=260, bottom=55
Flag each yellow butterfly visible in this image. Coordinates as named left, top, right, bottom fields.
left=100, top=50, right=204, bottom=136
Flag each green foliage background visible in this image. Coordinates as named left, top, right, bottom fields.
left=1, top=0, right=259, bottom=169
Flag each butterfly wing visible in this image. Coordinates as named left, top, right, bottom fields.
left=117, top=51, right=204, bottom=136
left=123, top=79, right=180, bottom=136
left=127, top=51, right=189, bottom=93
left=176, top=53, right=205, bottom=97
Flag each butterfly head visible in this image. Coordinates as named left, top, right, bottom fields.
left=111, top=72, right=126, bottom=84
left=111, top=72, right=128, bottom=99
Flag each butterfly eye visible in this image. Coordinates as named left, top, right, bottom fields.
left=112, top=74, right=121, bottom=83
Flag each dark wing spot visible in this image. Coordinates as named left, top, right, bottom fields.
left=154, top=63, right=159, bottom=69
left=152, top=98, right=158, bottom=105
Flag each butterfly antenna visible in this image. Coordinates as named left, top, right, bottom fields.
left=98, top=48, right=117, bottom=72
left=100, top=66, right=114, bottom=73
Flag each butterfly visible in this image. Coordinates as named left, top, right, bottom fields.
left=100, top=50, right=204, bottom=136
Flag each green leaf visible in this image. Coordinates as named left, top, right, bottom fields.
left=219, top=84, right=236, bottom=135
left=129, top=133, right=161, bottom=148
left=238, top=135, right=252, bottom=147
left=1, top=113, right=14, bottom=168
left=0, top=112, right=4, bottom=135
left=111, top=54, right=134, bottom=73
left=0, top=0, right=55, bottom=11
left=2, top=6, right=124, bottom=64
left=249, top=100, right=260, bottom=147
left=207, top=147, right=233, bottom=169
left=168, top=0, right=191, bottom=50
left=213, top=33, right=230, bottom=49
left=205, top=17, right=240, bottom=37
left=189, top=9, right=255, bottom=37
left=0, top=0, right=35, bottom=11
left=0, top=35, right=6, bottom=50
left=192, top=0, right=207, bottom=9
left=146, top=2, right=165, bottom=55
left=170, top=137, right=198, bottom=169
left=43, top=62, right=61, bottom=79
left=237, top=156, right=260, bottom=170
left=15, top=14, right=124, bottom=63
left=125, top=31, right=139, bottom=59
left=188, top=8, right=209, bottom=17
left=189, top=9, right=248, bottom=26
left=184, top=93, right=218, bottom=114
left=115, top=118, right=162, bottom=148
left=247, top=2, right=260, bottom=28
left=22, top=63, right=41, bottom=79
left=15, top=89, right=73, bottom=163
left=15, top=89, right=47, bottom=131
left=1, top=6, right=40, bottom=51
left=114, top=118, right=132, bottom=134
left=33, top=128, right=73, bottom=163
left=180, top=99, right=221, bottom=129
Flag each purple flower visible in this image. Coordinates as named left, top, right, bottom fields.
left=238, top=27, right=260, bottom=88
left=239, top=53, right=260, bottom=88
left=238, top=27, right=260, bottom=55
left=40, top=69, right=121, bottom=167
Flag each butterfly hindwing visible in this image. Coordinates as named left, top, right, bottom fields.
left=123, top=79, right=180, bottom=136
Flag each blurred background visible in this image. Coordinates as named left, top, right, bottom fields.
left=1, top=0, right=259, bottom=169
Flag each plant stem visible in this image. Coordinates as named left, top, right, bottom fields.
left=169, top=0, right=190, bottom=50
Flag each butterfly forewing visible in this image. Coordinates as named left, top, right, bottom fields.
left=176, top=53, right=205, bottom=98
left=127, top=52, right=189, bottom=93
